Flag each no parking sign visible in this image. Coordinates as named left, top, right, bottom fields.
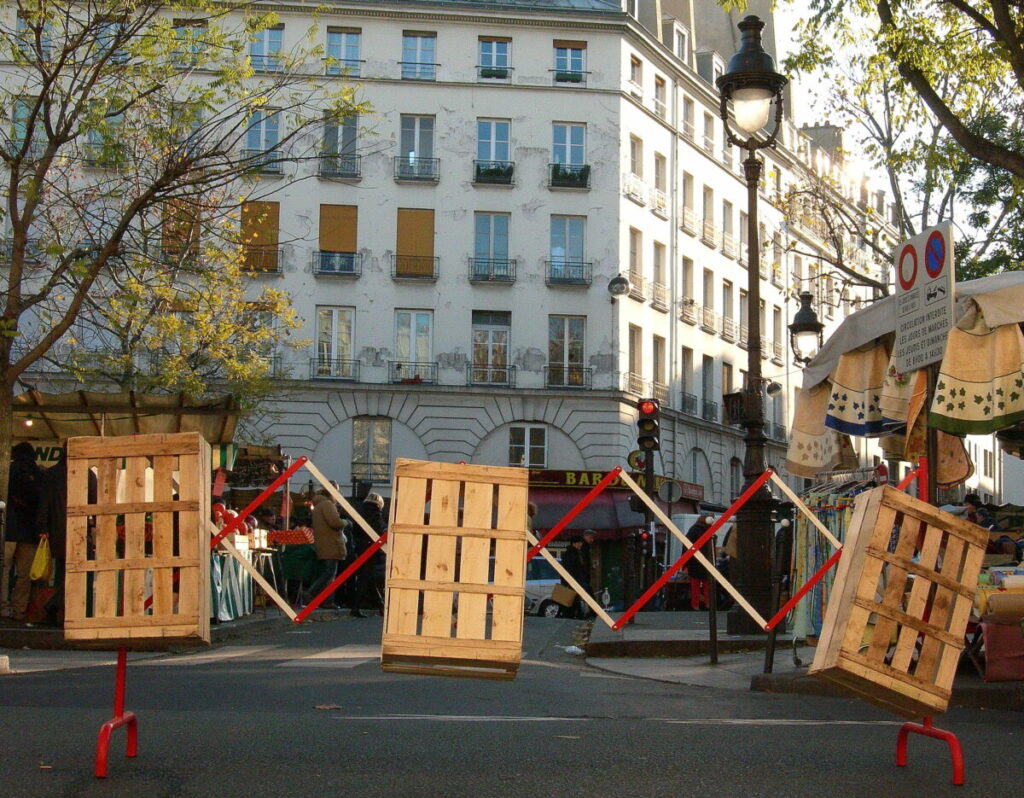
left=894, top=223, right=955, bottom=373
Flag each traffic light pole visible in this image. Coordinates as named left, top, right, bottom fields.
left=643, top=447, right=655, bottom=595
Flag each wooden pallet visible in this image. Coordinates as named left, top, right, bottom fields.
left=809, top=485, right=987, bottom=717
left=380, top=459, right=529, bottom=680
left=64, top=433, right=211, bottom=647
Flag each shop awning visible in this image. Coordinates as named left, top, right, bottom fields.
left=529, top=487, right=696, bottom=539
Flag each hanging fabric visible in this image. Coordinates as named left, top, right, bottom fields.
left=825, top=339, right=890, bottom=436
left=786, top=380, right=859, bottom=478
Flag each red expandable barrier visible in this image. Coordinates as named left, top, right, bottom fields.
left=526, top=467, right=622, bottom=560
left=293, top=532, right=389, bottom=623
left=94, top=648, right=137, bottom=778
left=896, top=716, right=965, bottom=786
left=764, top=546, right=843, bottom=631
left=613, top=469, right=774, bottom=630
left=209, top=456, right=308, bottom=549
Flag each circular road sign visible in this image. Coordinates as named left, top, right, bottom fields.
left=925, top=230, right=945, bottom=278
left=897, top=244, right=918, bottom=291
left=658, top=481, right=683, bottom=503
left=627, top=450, right=646, bottom=470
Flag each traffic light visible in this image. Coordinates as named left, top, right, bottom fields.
left=637, top=398, right=660, bottom=451
left=639, top=528, right=653, bottom=556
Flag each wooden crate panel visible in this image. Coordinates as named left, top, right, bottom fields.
left=809, top=485, right=986, bottom=717
left=381, top=459, right=528, bottom=680
left=64, top=433, right=212, bottom=648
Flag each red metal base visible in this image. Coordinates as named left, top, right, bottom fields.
left=94, top=648, right=138, bottom=778
left=896, top=716, right=964, bottom=786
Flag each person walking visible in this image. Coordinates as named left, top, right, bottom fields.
left=349, top=492, right=386, bottom=617
left=5, top=442, right=42, bottom=622
left=302, top=488, right=349, bottom=609
left=559, top=535, right=590, bottom=619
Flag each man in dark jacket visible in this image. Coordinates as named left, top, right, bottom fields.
left=5, top=442, right=42, bottom=621
left=349, top=492, right=386, bottom=617
left=560, top=535, right=589, bottom=618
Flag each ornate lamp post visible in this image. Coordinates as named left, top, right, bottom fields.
left=716, top=15, right=788, bottom=634
left=789, top=291, right=825, bottom=365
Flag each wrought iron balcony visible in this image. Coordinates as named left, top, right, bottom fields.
left=545, top=364, right=592, bottom=389
left=551, top=69, right=587, bottom=85
left=310, top=357, right=360, bottom=381
left=650, top=188, right=668, bottom=217
left=625, top=372, right=646, bottom=395
left=701, top=307, right=719, bottom=334
left=389, top=360, right=437, bottom=384
left=319, top=153, right=360, bottom=178
left=400, top=61, right=438, bottom=80
left=652, top=382, right=669, bottom=405
left=243, top=246, right=283, bottom=273
left=772, top=340, right=784, bottom=365
left=468, top=364, right=516, bottom=387
left=351, top=460, right=389, bottom=482
left=477, top=64, right=512, bottom=81
left=250, top=53, right=283, bottom=73
left=473, top=159, right=514, bottom=185
left=722, top=232, right=738, bottom=259
left=548, top=163, right=590, bottom=189
left=701, top=398, right=719, bottom=422
left=681, top=392, right=698, bottom=416
left=241, top=148, right=284, bottom=174
left=679, top=298, right=699, bottom=325
left=627, top=272, right=647, bottom=301
left=324, top=58, right=363, bottom=77
left=313, top=251, right=361, bottom=276
left=545, top=260, right=592, bottom=286
left=681, top=207, right=697, bottom=235
left=701, top=219, right=719, bottom=248
left=394, top=156, right=440, bottom=182
left=650, top=282, right=669, bottom=312
left=721, top=317, right=738, bottom=342
left=392, top=255, right=439, bottom=280
left=469, top=258, right=516, bottom=283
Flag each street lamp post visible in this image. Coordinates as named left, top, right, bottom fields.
left=716, top=15, right=788, bottom=634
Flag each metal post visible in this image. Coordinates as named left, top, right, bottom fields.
left=727, top=143, right=775, bottom=635
left=643, top=449, right=655, bottom=597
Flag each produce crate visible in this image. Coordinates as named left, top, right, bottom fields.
left=381, top=459, right=528, bottom=680
left=809, top=485, right=987, bottom=717
left=64, top=433, right=211, bottom=647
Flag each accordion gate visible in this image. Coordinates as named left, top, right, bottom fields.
left=809, top=485, right=987, bottom=718
left=65, top=433, right=211, bottom=646
left=381, top=459, right=528, bottom=680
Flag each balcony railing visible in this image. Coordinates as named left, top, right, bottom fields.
left=468, top=258, right=516, bottom=283
left=771, top=265, right=784, bottom=288
left=319, top=153, right=360, bottom=178
left=241, top=148, right=284, bottom=174
left=243, top=246, right=283, bottom=273
left=324, top=58, right=363, bottom=77
left=549, top=162, right=590, bottom=189
left=702, top=134, right=715, bottom=154
left=700, top=307, right=719, bottom=334
left=771, top=422, right=788, bottom=442
left=680, top=392, right=698, bottom=416
left=772, top=340, right=784, bottom=364
left=351, top=460, right=389, bottom=482
left=681, top=207, right=697, bottom=235
left=477, top=64, right=512, bottom=81
left=701, top=219, right=719, bottom=248
left=545, top=364, right=592, bottom=389
left=551, top=69, right=587, bottom=85
left=250, top=53, right=283, bottom=73
left=313, top=251, right=361, bottom=276
left=679, top=298, right=699, bottom=325
left=625, top=372, right=646, bottom=395
left=311, top=357, right=360, bottom=381
left=624, top=173, right=646, bottom=204
left=545, top=259, right=592, bottom=285
left=400, top=61, right=438, bottom=80
left=627, top=272, right=647, bottom=301
left=652, top=382, right=669, bottom=405
left=0, top=238, right=43, bottom=262
left=654, top=99, right=667, bottom=119
left=721, top=232, right=737, bottom=259
left=759, top=260, right=770, bottom=280
left=650, top=188, right=668, bottom=217
left=701, top=398, right=719, bottom=422
left=389, top=360, right=437, bottom=384
left=650, top=282, right=668, bottom=312
left=392, top=255, right=439, bottom=280
left=721, top=317, right=738, bottom=342
left=473, top=159, right=514, bottom=185
left=468, top=364, right=516, bottom=387
left=739, top=324, right=750, bottom=349
left=682, top=121, right=695, bottom=142
left=394, top=156, right=440, bottom=182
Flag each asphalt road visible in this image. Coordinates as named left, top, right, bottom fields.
left=0, top=615, right=1020, bottom=798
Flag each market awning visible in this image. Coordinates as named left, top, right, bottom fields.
left=12, top=389, right=239, bottom=444
left=529, top=487, right=697, bottom=538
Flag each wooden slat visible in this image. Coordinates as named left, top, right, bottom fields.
left=491, top=482, right=527, bottom=643
left=383, top=633, right=521, bottom=659
left=934, top=545, right=985, bottom=688
left=379, top=662, right=516, bottom=681
left=151, top=455, right=175, bottom=616
left=93, top=458, right=119, bottom=620
left=67, top=499, right=199, bottom=517
left=865, top=546, right=975, bottom=599
left=68, top=435, right=202, bottom=459
left=386, top=476, right=427, bottom=637
left=912, top=534, right=965, bottom=679
left=863, top=504, right=912, bottom=662
left=393, top=458, right=528, bottom=487
left=388, top=523, right=524, bottom=541
left=888, top=522, right=945, bottom=671
left=64, top=456, right=90, bottom=629
left=877, top=485, right=988, bottom=547
left=387, top=578, right=521, bottom=596
left=121, top=456, right=148, bottom=618
left=456, top=480, right=492, bottom=640
left=177, top=446, right=201, bottom=629
left=420, top=479, right=460, bottom=639
left=852, top=597, right=962, bottom=649
left=67, top=557, right=188, bottom=572
left=66, top=611, right=197, bottom=629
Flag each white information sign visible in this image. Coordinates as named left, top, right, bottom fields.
left=893, top=223, right=955, bottom=374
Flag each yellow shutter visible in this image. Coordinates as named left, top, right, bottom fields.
left=396, top=208, right=434, bottom=276
left=319, top=204, right=357, bottom=252
left=241, top=201, right=280, bottom=271
left=553, top=39, right=587, bottom=49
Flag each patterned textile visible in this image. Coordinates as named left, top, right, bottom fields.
left=825, top=341, right=890, bottom=436
left=904, top=369, right=974, bottom=489
left=880, top=353, right=918, bottom=431
left=786, top=380, right=859, bottom=478
left=928, top=307, right=1024, bottom=435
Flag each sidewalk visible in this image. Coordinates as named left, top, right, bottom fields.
left=0, top=607, right=293, bottom=674
left=585, top=610, right=1024, bottom=712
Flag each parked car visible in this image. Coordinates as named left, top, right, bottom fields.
left=524, top=556, right=564, bottom=617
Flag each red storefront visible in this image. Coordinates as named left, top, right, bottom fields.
left=528, top=469, right=703, bottom=607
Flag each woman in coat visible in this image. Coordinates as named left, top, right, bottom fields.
left=301, top=489, right=349, bottom=609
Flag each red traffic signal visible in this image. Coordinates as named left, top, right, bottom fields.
left=637, top=397, right=660, bottom=451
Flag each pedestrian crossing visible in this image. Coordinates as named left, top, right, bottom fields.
left=136, top=644, right=378, bottom=669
